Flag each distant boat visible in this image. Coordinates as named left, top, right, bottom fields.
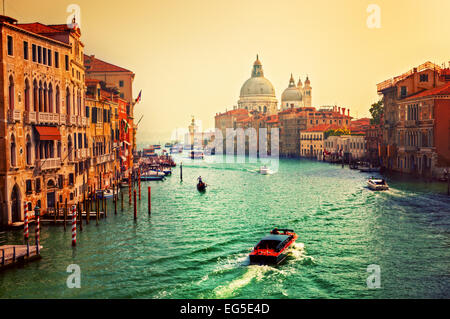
left=96, top=189, right=115, bottom=199
left=190, top=150, right=204, bottom=159
left=143, top=148, right=156, bottom=157
left=197, top=181, right=207, bottom=192
left=165, top=142, right=173, bottom=148
left=259, top=165, right=270, bottom=175
left=367, top=178, right=389, bottom=191
left=359, top=165, right=380, bottom=173
left=153, top=144, right=161, bottom=149
left=141, top=171, right=165, bottom=181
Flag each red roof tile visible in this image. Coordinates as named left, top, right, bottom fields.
left=404, top=82, right=450, bottom=100
left=84, top=55, right=133, bottom=73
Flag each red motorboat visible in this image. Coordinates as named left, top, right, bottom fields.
left=249, top=228, right=298, bottom=265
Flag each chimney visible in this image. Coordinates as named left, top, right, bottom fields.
left=348, top=109, right=350, bottom=116
left=338, top=107, right=341, bottom=114
left=342, top=108, right=346, bottom=115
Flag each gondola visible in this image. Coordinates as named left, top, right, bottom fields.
left=197, top=181, right=207, bottom=192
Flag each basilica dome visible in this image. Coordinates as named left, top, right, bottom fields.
left=240, top=76, right=276, bottom=97
left=281, top=74, right=302, bottom=102
left=237, top=55, right=278, bottom=114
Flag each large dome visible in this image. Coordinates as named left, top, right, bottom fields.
left=240, top=76, right=276, bottom=97
left=239, top=55, right=276, bottom=98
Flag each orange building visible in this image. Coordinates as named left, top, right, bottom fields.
left=377, top=61, right=450, bottom=178
left=0, top=15, right=88, bottom=226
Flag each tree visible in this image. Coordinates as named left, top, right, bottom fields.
left=369, top=100, right=384, bottom=125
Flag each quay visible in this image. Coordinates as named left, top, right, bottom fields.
left=0, top=244, right=43, bottom=271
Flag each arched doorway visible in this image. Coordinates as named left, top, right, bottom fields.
left=11, top=184, right=21, bottom=223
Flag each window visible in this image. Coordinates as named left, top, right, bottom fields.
left=420, top=74, right=428, bottom=82
left=54, top=51, right=59, bottom=68
left=26, top=180, right=33, bottom=194
left=58, top=175, right=64, bottom=189
left=38, top=46, right=42, bottom=63
left=32, top=44, right=37, bottom=62
left=23, top=41, right=29, bottom=60
left=69, top=173, right=74, bottom=186
left=43, top=48, right=47, bottom=65
left=119, top=80, right=124, bottom=87
left=86, top=106, right=90, bottom=118
left=400, top=86, right=407, bottom=97
left=120, top=93, right=124, bottom=99
left=48, top=49, right=52, bottom=66
left=36, top=178, right=41, bottom=193
left=65, top=55, right=69, bottom=71
left=7, top=35, right=13, bottom=56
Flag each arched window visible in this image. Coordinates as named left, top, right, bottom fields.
left=57, top=141, right=61, bottom=158
left=38, top=81, right=43, bottom=112
left=24, top=79, right=30, bottom=111
left=26, top=135, right=32, bottom=165
left=66, top=87, right=71, bottom=115
left=48, top=83, right=53, bottom=113
left=33, top=80, right=38, bottom=112
left=55, top=86, right=60, bottom=114
left=8, top=76, right=14, bottom=110
left=10, top=134, right=16, bottom=167
left=68, top=135, right=73, bottom=161
left=43, top=82, right=48, bottom=112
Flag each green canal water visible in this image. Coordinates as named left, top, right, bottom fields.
left=0, top=156, right=449, bottom=299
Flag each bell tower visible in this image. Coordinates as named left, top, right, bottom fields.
left=303, top=76, right=312, bottom=107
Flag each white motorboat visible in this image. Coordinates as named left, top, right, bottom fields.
left=367, top=178, right=389, bottom=191
left=259, top=165, right=270, bottom=175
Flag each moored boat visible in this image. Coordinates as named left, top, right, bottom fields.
left=96, top=189, right=115, bottom=199
left=249, top=228, right=298, bottom=265
left=367, top=178, right=389, bottom=191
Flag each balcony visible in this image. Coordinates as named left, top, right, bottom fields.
left=7, top=109, right=21, bottom=123
left=38, top=158, right=61, bottom=171
left=81, top=117, right=87, bottom=127
left=38, top=112, right=59, bottom=125
left=59, top=114, right=66, bottom=125
left=67, top=115, right=77, bottom=126
left=25, top=111, right=37, bottom=124
left=404, top=120, right=417, bottom=127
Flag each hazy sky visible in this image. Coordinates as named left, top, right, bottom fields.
left=7, top=0, right=450, bottom=144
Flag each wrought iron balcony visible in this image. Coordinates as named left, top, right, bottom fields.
left=38, top=158, right=61, bottom=170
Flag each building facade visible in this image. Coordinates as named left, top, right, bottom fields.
left=0, top=15, right=89, bottom=226
left=377, top=61, right=450, bottom=178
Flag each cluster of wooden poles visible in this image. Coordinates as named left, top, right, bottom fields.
left=25, top=169, right=152, bottom=247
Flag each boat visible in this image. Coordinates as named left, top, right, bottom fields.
left=119, top=180, right=129, bottom=188
left=153, top=144, right=161, bottom=150
left=163, top=168, right=172, bottom=176
left=141, top=171, right=165, bottom=181
left=143, top=147, right=156, bottom=157
left=259, top=165, right=270, bottom=175
left=197, top=181, right=207, bottom=192
left=190, top=150, right=204, bottom=159
left=96, top=189, right=115, bottom=199
left=367, top=178, right=389, bottom=191
left=358, top=163, right=381, bottom=172
left=249, top=228, right=298, bottom=265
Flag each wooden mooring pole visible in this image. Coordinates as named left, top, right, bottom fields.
left=133, top=189, right=137, bottom=220
left=148, top=186, right=151, bottom=215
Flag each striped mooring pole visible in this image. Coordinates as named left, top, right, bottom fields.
left=71, top=205, right=77, bottom=246
left=23, top=202, right=29, bottom=241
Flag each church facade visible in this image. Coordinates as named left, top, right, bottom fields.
left=237, top=55, right=312, bottom=114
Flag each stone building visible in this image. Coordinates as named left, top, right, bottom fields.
left=280, top=74, right=312, bottom=110
left=0, top=15, right=88, bottom=226
left=377, top=61, right=450, bottom=177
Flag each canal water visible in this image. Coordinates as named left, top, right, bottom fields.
left=1, top=156, right=449, bottom=298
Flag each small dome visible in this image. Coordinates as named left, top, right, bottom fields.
left=281, top=86, right=302, bottom=102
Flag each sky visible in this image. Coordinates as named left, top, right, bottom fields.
left=6, top=0, right=450, bottom=144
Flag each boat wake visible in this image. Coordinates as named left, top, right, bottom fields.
left=212, top=243, right=314, bottom=298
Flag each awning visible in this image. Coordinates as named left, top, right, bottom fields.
left=35, top=126, right=61, bottom=141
